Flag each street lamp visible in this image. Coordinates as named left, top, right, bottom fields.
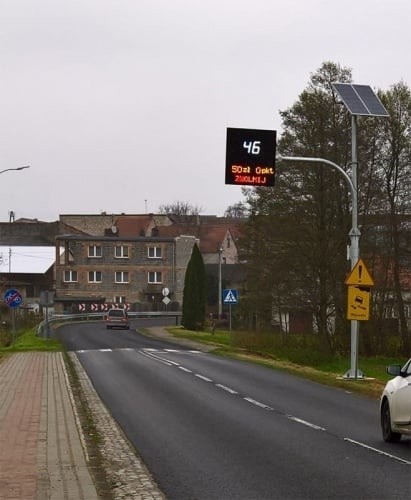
left=0, top=166, right=30, bottom=175
left=277, top=155, right=359, bottom=375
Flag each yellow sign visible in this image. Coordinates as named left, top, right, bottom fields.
left=345, top=258, right=374, bottom=287
left=347, top=286, right=370, bottom=321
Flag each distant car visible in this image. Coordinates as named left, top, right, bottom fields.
left=105, top=308, right=130, bottom=330
left=380, top=358, right=411, bottom=442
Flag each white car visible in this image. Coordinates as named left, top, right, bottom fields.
left=380, top=358, right=411, bottom=442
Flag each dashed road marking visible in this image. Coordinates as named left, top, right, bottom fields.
left=178, top=366, right=193, bottom=373
left=287, top=416, right=326, bottom=431
left=195, top=374, right=213, bottom=382
left=243, top=397, right=273, bottom=410
left=216, top=384, right=238, bottom=395
left=76, top=346, right=411, bottom=466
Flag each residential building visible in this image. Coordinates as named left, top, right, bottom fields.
left=54, top=232, right=197, bottom=313
left=0, top=213, right=246, bottom=316
left=55, top=213, right=245, bottom=314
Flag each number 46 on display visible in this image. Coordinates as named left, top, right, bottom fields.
left=243, top=141, right=261, bottom=155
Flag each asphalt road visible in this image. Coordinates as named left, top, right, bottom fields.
left=57, top=320, right=411, bottom=499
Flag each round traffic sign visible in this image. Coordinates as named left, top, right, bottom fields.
left=4, top=288, right=23, bottom=308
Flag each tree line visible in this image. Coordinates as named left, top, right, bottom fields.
left=238, top=61, right=410, bottom=357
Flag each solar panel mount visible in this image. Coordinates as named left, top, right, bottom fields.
left=332, top=83, right=389, bottom=117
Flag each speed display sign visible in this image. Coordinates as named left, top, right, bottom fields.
left=225, top=127, right=276, bottom=186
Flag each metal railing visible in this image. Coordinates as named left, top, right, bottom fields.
left=37, top=311, right=182, bottom=338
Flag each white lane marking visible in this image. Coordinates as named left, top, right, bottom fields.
left=216, top=384, right=238, bottom=395
left=195, top=374, right=213, bottom=382
left=77, top=348, right=205, bottom=354
left=243, top=397, right=273, bottom=410
left=139, top=350, right=176, bottom=366
left=287, top=416, right=326, bottom=431
left=178, top=366, right=193, bottom=373
left=141, top=350, right=181, bottom=366
left=142, top=348, right=204, bottom=355
left=344, top=438, right=411, bottom=465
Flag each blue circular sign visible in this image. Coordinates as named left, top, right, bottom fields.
left=4, top=288, right=23, bottom=308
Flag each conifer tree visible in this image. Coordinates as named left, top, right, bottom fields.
left=182, top=243, right=206, bottom=330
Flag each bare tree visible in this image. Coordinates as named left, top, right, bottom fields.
left=158, top=201, right=202, bottom=216
left=224, top=201, right=249, bottom=218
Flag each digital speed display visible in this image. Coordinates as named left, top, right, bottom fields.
left=225, top=128, right=276, bottom=187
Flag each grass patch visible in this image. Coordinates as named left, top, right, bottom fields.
left=0, top=327, right=62, bottom=359
left=169, top=327, right=231, bottom=347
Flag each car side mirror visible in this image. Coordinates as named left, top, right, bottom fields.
left=386, top=364, right=402, bottom=376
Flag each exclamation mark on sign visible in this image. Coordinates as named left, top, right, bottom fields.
left=358, top=265, right=362, bottom=283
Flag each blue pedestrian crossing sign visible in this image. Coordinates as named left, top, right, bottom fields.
left=223, top=289, right=238, bottom=304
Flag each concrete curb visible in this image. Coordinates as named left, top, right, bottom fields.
left=69, top=353, right=165, bottom=500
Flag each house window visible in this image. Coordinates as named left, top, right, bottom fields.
left=148, top=271, right=162, bottom=284
left=115, top=246, right=129, bottom=258
left=114, top=296, right=126, bottom=304
left=115, top=271, right=129, bottom=283
left=148, top=246, right=162, bottom=259
left=88, top=271, right=102, bottom=283
left=88, top=245, right=102, bottom=258
left=63, top=270, right=78, bottom=282
left=227, top=235, right=231, bottom=248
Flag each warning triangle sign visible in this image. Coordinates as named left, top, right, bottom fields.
left=223, top=289, right=238, bottom=304
left=345, top=258, right=374, bottom=287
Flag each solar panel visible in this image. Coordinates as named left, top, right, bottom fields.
left=353, top=85, right=389, bottom=116
left=332, top=83, right=389, bottom=117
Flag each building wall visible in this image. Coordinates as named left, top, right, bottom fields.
left=203, top=230, right=238, bottom=264
left=54, top=235, right=197, bottom=312
left=0, top=221, right=60, bottom=245
left=59, top=214, right=116, bottom=236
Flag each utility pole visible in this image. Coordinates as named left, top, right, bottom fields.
left=218, top=246, right=223, bottom=318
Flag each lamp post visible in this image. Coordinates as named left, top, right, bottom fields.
left=0, top=165, right=30, bottom=337
left=0, top=166, right=30, bottom=175
left=277, top=155, right=361, bottom=377
left=218, top=246, right=223, bottom=319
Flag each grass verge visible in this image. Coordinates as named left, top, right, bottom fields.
left=164, top=327, right=407, bottom=399
left=0, top=327, right=62, bottom=361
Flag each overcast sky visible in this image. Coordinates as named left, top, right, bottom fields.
left=1, top=0, right=410, bottom=222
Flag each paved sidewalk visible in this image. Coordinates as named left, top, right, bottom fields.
left=0, top=328, right=186, bottom=499
left=0, top=352, right=98, bottom=500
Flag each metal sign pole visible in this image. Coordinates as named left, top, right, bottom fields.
left=346, top=115, right=363, bottom=379
left=12, top=308, right=16, bottom=344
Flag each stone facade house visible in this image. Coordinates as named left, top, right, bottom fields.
left=54, top=213, right=245, bottom=314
